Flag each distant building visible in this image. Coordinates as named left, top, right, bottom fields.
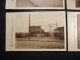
left=16, top=32, right=28, bottom=38
left=54, top=27, right=64, bottom=40
left=30, top=25, right=45, bottom=37
left=44, top=32, right=49, bottom=37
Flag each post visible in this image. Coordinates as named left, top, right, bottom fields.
left=48, top=24, right=52, bottom=33
left=28, top=14, right=30, bottom=40
left=11, top=17, right=13, bottom=46
left=56, top=22, right=57, bottom=29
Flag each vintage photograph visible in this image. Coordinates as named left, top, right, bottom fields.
left=16, top=0, right=63, bottom=7
left=15, top=12, right=65, bottom=49
left=6, top=12, right=66, bottom=51
left=68, top=12, right=80, bottom=51
left=76, top=0, right=80, bottom=7
left=77, top=14, right=80, bottom=49
left=67, top=0, right=80, bottom=10
left=6, top=0, right=65, bottom=9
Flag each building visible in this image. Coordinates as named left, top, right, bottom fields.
left=16, top=32, right=28, bottom=38
left=30, top=25, right=45, bottom=37
left=54, top=27, right=64, bottom=40
left=44, top=32, right=49, bottom=37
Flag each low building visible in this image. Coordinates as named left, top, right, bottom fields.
left=30, top=25, right=45, bottom=37
left=16, top=32, right=28, bottom=38
left=54, top=27, right=64, bottom=40
left=44, top=32, right=49, bottom=37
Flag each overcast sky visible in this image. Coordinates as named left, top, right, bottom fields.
left=15, top=12, right=65, bottom=32
left=15, top=13, right=29, bottom=32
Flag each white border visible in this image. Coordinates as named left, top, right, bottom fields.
left=68, top=12, right=80, bottom=51
left=6, top=0, right=65, bottom=9
left=6, top=11, right=66, bottom=51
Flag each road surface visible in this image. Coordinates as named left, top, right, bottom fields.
left=15, top=37, right=64, bottom=49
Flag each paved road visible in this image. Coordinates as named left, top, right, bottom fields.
left=16, top=0, right=63, bottom=7
left=15, top=37, right=64, bottom=49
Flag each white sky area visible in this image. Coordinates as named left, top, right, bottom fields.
left=15, top=12, right=65, bottom=32
left=15, top=13, right=29, bottom=32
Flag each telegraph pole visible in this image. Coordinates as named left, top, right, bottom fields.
left=11, top=17, right=13, bottom=46
left=48, top=24, right=53, bottom=33
left=28, top=14, right=30, bottom=40
left=56, top=22, right=57, bottom=28
left=52, top=22, right=57, bottom=29
left=48, top=22, right=57, bottom=33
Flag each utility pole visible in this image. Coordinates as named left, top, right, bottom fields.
left=56, top=22, right=57, bottom=28
left=48, top=24, right=54, bottom=33
left=48, top=22, right=57, bottom=33
left=52, top=22, right=57, bottom=29
left=11, top=17, right=13, bottom=46
left=28, top=14, right=30, bottom=40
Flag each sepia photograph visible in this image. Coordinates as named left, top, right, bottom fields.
left=67, top=0, right=80, bottom=10
left=77, top=14, right=80, bottom=49
left=6, top=0, right=65, bottom=9
left=6, top=12, right=66, bottom=51
left=68, top=12, right=80, bottom=51
left=16, top=0, right=63, bottom=7
left=76, top=0, right=80, bottom=8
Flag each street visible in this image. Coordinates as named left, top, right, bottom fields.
left=15, top=37, right=64, bottom=49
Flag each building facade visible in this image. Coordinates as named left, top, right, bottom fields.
left=54, top=27, right=64, bottom=40
left=30, top=25, right=44, bottom=37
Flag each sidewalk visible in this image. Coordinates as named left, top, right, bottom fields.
left=16, top=37, right=64, bottom=42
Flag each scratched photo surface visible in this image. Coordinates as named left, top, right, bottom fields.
left=16, top=0, right=63, bottom=7
left=77, top=14, right=80, bottom=49
left=14, top=12, right=65, bottom=49
left=76, top=0, right=80, bottom=7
